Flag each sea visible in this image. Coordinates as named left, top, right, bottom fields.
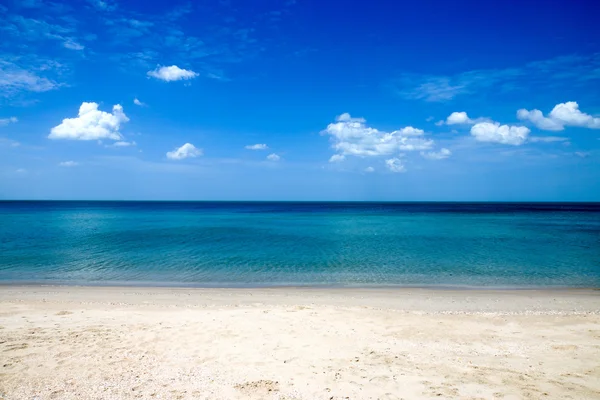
left=0, top=201, right=599, bottom=288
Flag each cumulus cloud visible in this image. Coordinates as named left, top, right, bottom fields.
left=517, top=102, right=600, bottom=131
left=322, top=113, right=433, bottom=160
left=470, top=122, right=530, bottom=145
left=166, top=143, right=203, bottom=160
left=446, top=112, right=472, bottom=125
left=147, top=65, right=198, bottom=82
left=329, top=154, right=345, bottom=163
left=245, top=143, right=268, bottom=150
left=385, top=158, right=406, bottom=173
left=49, top=102, right=129, bottom=140
left=438, top=112, right=489, bottom=126
left=59, top=161, right=78, bottom=167
left=0, top=117, right=18, bottom=126
left=133, top=98, right=146, bottom=106
left=266, top=153, right=281, bottom=161
left=421, top=148, right=451, bottom=160
left=516, top=109, right=563, bottom=131
left=364, top=166, right=375, bottom=173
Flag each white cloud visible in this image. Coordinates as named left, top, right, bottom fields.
left=517, top=109, right=563, bottom=131
left=15, top=168, right=26, bottom=173
left=385, top=158, right=406, bottom=173
left=111, top=141, right=136, bottom=147
left=438, top=112, right=489, bottom=126
left=133, top=98, right=146, bottom=107
left=517, top=102, right=600, bottom=131
left=63, top=39, right=84, bottom=51
left=166, top=143, right=203, bottom=160
left=88, top=0, right=116, bottom=11
left=470, top=122, right=530, bottom=145
left=0, top=59, right=60, bottom=97
left=49, top=102, right=129, bottom=140
left=147, top=65, right=198, bottom=82
left=245, top=143, right=268, bottom=150
left=59, top=161, right=78, bottom=167
left=575, top=151, right=590, bottom=158
left=397, top=126, right=426, bottom=136
left=446, top=111, right=472, bottom=125
left=0, top=117, right=18, bottom=126
left=266, top=153, right=281, bottom=161
left=528, top=136, right=569, bottom=143
left=393, top=53, right=600, bottom=102
left=364, top=166, right=375, bottom=173
left=421, top=148, right=451, bottom=160
left=322, top=113, right=433, bottom=160
left=328, top=154, right=345, bottom=163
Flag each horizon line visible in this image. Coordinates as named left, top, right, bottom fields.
left=1, top=200, right=600, bottom=204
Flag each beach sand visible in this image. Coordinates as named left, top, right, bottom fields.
left=1, top=287, right=599, bottom=399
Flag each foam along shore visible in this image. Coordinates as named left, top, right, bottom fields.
left=1, top=286, right=599, bottom=399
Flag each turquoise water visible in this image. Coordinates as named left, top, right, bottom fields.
left=0, top=202, right=599, bottom=288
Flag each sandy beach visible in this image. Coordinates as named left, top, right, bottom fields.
left=1, top=287, right=599, bottom=399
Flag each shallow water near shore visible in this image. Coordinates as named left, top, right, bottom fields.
left=1, top=201, right=599, bottom=288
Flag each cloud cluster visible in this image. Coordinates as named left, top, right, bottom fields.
left=0, top=59, right=61, bottom=98
left=49, top=102, right=129, bottom=140
left=166, top=143, right=202, bottom=160
left=4, top=14, right=85, bottom=52
left=147, top=65, right=198, bottom=82
left=322, top=113, right=433, bottom=159
left=470, top=122, right=530, bottom=146
left=266, top=153, right=281, bottom=161
left=517, top=102, right=600, bottom=131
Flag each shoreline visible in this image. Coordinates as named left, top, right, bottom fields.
left=1, top=280, right=599, bottom=290
left=1, top=285, right=599, bottom=313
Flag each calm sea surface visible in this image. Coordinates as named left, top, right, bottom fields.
left=0, top=201, right=599, bottom=288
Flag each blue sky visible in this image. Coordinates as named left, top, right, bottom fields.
left=1, top=0, right=599, bottom=200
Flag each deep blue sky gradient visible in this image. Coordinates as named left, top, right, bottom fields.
left=1, top=0, right=599, bottom=200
